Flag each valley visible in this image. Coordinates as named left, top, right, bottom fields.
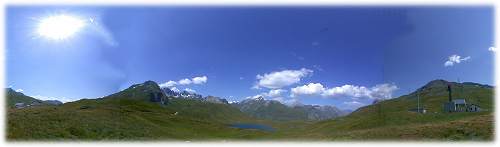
left=5, top=79, right=494, bottom=141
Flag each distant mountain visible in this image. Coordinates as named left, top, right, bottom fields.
left=179, top=91, right=202, bottom=99
left=6, top=79, right=494, bottom=140
left=6, top=88, right=63, bottom=108
left=203, top=96, right=229, bottom=104
left=410, top=79, right=493, bottom=98
left=162, top=87, right=180, bottom=97
left=107, top=81, right=168, bottom=105
left=161, top=87, right=230, bottom=105
left=231, top=96, right=346, bottom=121
left=43, top=100, right=63, bottom=105
left=161, top=87, right=202, bottom=99
left=298, top=105, right=348, bottom=121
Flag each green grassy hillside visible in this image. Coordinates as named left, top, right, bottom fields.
left=6, top=88, right=61, bottom=108
left=299, top=80, right=494, bottom=140
left=7, top=81, right=271, bottom=140
left=6, top=79, right=495, bottom=141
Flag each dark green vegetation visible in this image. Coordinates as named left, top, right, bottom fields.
left=6, top=79, right=494, bottom=141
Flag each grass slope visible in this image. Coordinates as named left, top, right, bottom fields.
left=7, top=97, right=276, bottom=140
left=297, top=80, right=494, bottom=140
left=6, top=79, right=495, bottom=141
left=7, top=81, right=273, bottom=140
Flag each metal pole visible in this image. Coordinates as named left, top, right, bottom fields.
left=417, top=90, right=420, bottom=113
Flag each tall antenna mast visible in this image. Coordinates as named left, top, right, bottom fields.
left=417, top=89, right=420, bottom=113
left=458, top=77, right=464, bottom=102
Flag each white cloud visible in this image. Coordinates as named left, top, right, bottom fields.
left=184, top=88, right=196, bottom=93
left=489, top=47, right=497, bottom=52
left=283, top=98, right=303, bottom=107
left=291, top=83, right=398, bottom=100
left=159, top=80, right=177, bottom=88
left=192, top=76, right=207, bottom=84
left=160, top=76, right=208, bottom=88
left=254, top=68, right=313, bottom=89
left=271, top=97, right=285, bottom=102
left=444, top=54, right=470, bottom=67
left=322, top=85, right=371, bottom=98
left=178, top=78, right=192, bottom=85
left=290, top=83, right=325, bottom=97
left=266, top=89, right=287, bottom=97
left=15, top=89, right=24, bottom=92
left=369, top=83, right=399, bottom=99
left=444, top=61, right=454, bottom=67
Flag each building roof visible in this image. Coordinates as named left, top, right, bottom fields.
left=452, top=99, right=466, bottom=104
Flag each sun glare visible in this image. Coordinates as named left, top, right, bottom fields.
left=37, top=14, right=86, bottom=40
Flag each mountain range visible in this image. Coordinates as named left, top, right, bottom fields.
left=5, top=79, right=494, bottom=140
left=160, top=86, right=346, bottom=121
left=6, top=88, right=62, bottom=108
left=231, top=96, right=347, bottom=121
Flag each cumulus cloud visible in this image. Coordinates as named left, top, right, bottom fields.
left=254, top=68, right=313, bottom=89
left=369, top=83, right=399, bottom=99
left=160, top=76, right=208, bottom=88
left=266, top=89, right=287, bottom=97
left=290, top=83, right=325, bottom=97
left=322, top=85, right=371, bottom=98
left=271, top=97, right=285, bottom=102
left=184, top=88, right=196, bottom=93
left=15, top=89, right=24, bottom=92
left=178, top=78, right=192, bottom=85
left=489, top=47, right=497, bottom=52
left=192, top=76, right=208, bottom=84
left=291, top=83, right=398, bottom=100
left=159, top=80, right=177, bottom=88
left=444, top=54, right=470, bottom=67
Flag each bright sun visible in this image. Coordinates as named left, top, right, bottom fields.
left=37, top=15, right=86, bottom=40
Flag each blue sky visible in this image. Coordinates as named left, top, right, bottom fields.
left=6, top=6, right=494, bottom=110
